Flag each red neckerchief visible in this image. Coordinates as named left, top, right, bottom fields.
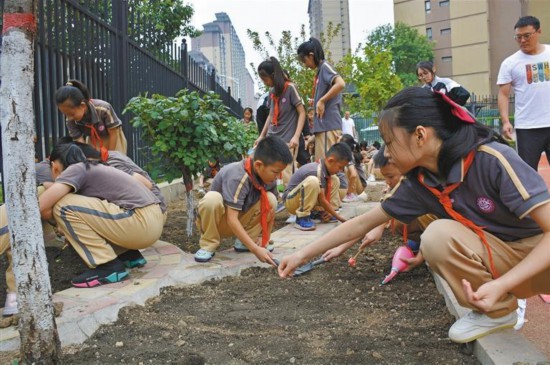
left=84, top=124, right=108, bottom=162
left=390, top=219, right=408, bottom=243
left=270, top=81, right=290, bottom=126
left=417, top=150, right=498, bottom=278
left=244, top=158, right=270, bottom=248
left=84, top=100, right=108, bottom=161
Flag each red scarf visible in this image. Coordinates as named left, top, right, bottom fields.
left=390, top=219, right=408, bottom=244
left=270, top=81, right=290, bottom=126
left=85, top=124, right=108, bottom=162
left=244, top=158, right=270, bottom=248
left=418, top=150, right=498, bottom=278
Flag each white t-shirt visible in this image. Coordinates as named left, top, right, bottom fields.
left=341, top=117, right=355, bottom=137
left=497, top=44, right=550, bottom=129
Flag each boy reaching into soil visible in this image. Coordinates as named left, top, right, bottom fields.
left=194, top=136, right=292, bottom=265
left=279, top=87, right=550, bottom=343
left=282, top=143, right=352, bottom=231
left=322, top=145, right=435, bottom=264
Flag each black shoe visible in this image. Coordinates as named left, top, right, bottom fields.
left=118, top=249, right=147, bottom=268
left=71, top=258, right=128, bottom=288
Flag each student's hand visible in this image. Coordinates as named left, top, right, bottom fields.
left=252, top=246, right=277, bottom=268
left=322, top=246, right=346, bottom=261
left=501, top=121, right=514, bottom=141
left=316, top=99, right=325, bottom=119
left=288, top=136, right=299, bottom=149
left=278, top=251, right=307, bottom=278
left=400, top=251, right=425, bottom=272
left=253, top=137, right=263, bottom=148
left=461, top=278, right=508, bottom=313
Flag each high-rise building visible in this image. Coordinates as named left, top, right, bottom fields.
left=394, top=0, right=550, bottom=95
left=190, top=12, right=255, bottom=109
left=308, top=0, right=351, bottom=63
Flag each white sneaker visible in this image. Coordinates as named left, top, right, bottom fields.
left=285, top=215, right=296, bottom=224
left=368, top=174, right=376, bottom=182
left=3, top=292, right=18, bottom=316
left=514, top=299, right=527, bottom=330
left=342, top=193, right=359, bottom=203
left=448, top=311, right=517, bottom=343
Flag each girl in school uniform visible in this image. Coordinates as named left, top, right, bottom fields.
left=297, top=37, right=345, bottom=160
left=279, top=87, right=550, bottom=343
left=39, top=143, right=164, bottom=288
left=55, top=80, right=127, bottom=159
left=256, top=57, right=306, bottom=186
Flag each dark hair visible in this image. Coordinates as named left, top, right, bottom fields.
left=326, top=142, right=352, bottom=163
left=55, top=79, right=90, bottom=107
left=340, top=134, right=362, bottom=165
left=416, top=61, right=435, bottom=76
left=372, top=141, right=381, bottom=149
left=359, top=140, right=369, bottom=151
left=254, top=135, right=293, bottom=166
left=243, top=107, right=254, bottom=120
left=56, top=136, right=101, bottom=159
left=258, top=57, right=287, bottom=97
left=50, top=143, right=87, bottom=170
left=373, top=145, right=389, bottom=168
left=515, top=16, right=540, bottom=30
left=297, top=37, right=325, bottom=67
left=379, top=87, right=505, bottom=178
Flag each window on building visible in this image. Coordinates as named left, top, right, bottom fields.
left=442, top=56, right=452, bottom=62
left=426, top=27, right=432, bottom=40
left=425, top=0, right=431, bottom=13
left=440, top=28, right=451, bottom=35
left=439, top=0, right=449, bottom=6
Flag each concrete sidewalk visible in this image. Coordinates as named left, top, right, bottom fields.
left=1, top=182, right=548, bottom=364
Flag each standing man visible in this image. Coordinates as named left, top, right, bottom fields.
left=341, top=111, right=357, bottom=141
left=497, top=16, right=550, bottom=170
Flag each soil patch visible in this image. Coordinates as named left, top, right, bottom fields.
left=2, top=183, right=479, bottom=364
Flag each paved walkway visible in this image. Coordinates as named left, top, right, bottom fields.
left=1, top=177, right=549, bottom=364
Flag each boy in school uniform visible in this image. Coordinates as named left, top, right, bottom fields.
left=283, top=143, right=352, bottom=231
left=194, top=136, right=293, bottom=265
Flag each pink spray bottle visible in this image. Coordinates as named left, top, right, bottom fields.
left=380, top=245, right=415, bottom=285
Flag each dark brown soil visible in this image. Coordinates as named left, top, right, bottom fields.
left=2, top=185, right=479, bottom=364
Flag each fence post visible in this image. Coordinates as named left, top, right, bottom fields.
left=181, top=38, right=188, bottom=90
left=112, top=0, right=132, bottom=159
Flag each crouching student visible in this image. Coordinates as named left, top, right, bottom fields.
left=64, top=139, right=168, bottom=267
left=283, top=143, right=352, bottom=231
left=279, top=87, right=550, bottom=343
left=39, top=143, right=164, bottom=287
left=194, top=136, right=292, bottom=265
left=322, top=145, right=436, bottom=262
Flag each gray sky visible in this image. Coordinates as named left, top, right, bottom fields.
left=186, top=0, right=394, bottom=87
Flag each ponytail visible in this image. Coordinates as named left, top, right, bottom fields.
left=297, top=37, right=325, bottom=67
left=55, top=79, right=90, bottom=107
left=258, top=56, right=288, bottom=97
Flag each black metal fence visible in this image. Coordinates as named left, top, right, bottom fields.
left=2, top=0, right=242, bottom=167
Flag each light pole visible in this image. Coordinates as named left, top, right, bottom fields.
left=217, top=74, right=241, bottom=100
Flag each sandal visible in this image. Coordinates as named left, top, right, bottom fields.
left=194, top=249, right=215, bottom=263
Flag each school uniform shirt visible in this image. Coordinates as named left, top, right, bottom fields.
left=106, top=151, right=167, bottom=213
left=267, top=83, right=303, bottom=143
left=35, top=160, right=54, bottom=185
left=210, top=160, right=278, bottom=212
left=337, top=171, right=348, bottom=190
left=313, top=61, right=342, bottom=134
left=381, top=141, right=550, bottom=242
left=56, top=162, right=160, bottom=210
left=496, top=44, right=550, bottom=129
left=66, top=99, right=123, bottom=141
left=282, top=161, right=331, bottom=200
left=355, top=162, right=368, bottom=187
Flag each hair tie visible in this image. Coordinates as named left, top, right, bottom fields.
left=434, top=90, right=475, bottom=124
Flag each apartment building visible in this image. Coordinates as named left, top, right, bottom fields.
left=394, top=0, right=550, bottom=95
left=308, top=0, right=352, bottom=63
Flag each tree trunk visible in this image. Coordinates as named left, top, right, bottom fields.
left=0, top=1, right=60, bottom=363
left=180, top=166, right=195, bottom=236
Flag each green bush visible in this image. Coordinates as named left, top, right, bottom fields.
left=124, top=90, right=257, bottom=185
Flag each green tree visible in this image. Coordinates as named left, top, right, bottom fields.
left=367, top=22, right=434, bottom=86
left=339, top=44, right=402, bottom=118
left=124, top=90, right=256, bottom=235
